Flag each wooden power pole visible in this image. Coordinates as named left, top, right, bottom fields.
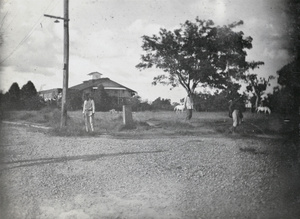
left=45, top=0, right=69, bottom=128
left=61, top=0, right=69, bottom=127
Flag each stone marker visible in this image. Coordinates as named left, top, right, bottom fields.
left=123, top=105, right=133, bottom=126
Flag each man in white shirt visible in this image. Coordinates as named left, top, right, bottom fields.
left=83, top=93, right=95, bottom=132
left=184, top=93, right=194, bottom=120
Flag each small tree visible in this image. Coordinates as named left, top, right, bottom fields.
left=21, top=81, right=37, bottom=99
left=136, top=18, right=264, bottom=96
left=8, top=82, right=21, bottom=110
left=246, top=74, right=274, bottom=110
left=8, top=82, right=21, bottom=102
left=151, top=97, right=172, bottom=110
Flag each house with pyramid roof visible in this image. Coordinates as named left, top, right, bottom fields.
left=69, top=72, right=136, bottom=98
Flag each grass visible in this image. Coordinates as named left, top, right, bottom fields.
left=1, top=108, right=290, bottom=137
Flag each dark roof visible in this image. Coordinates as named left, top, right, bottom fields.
left=69, top=77, right=136, bottom=93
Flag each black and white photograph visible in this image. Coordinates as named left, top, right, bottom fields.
left=0, top=0, right=300, bottom=218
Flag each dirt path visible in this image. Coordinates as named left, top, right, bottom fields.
left=0, top=123, right=300, bottom=218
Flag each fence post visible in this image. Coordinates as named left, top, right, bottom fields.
left=123, top=105, right=133, bottom=127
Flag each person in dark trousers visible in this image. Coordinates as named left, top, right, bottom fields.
left=228, top=97, right=244, bottom=134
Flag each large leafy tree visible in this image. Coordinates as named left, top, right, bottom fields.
left=276, top=0, right=300, bottom=143
left=136, top=18, right=264, bottom=95
left=285, top=0, right=300, bottom=59
left=277, top=61, right=300, bottom=118
left=278, top=0, right=300, bottom=105
left=278, top=0, right=300, bottom=95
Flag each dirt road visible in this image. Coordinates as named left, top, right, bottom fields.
left=0, top=123, right=299, bottom=218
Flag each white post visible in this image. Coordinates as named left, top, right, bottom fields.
left=123, top=105, right=133, bottom=126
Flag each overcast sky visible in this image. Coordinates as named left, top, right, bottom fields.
left=0, top=0, right=292, bottom=103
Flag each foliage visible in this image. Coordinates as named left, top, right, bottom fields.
left=276, top=60, right=300, bottom=115
left=6, top=83, right=20, bottom=109
left=264, top=86, right=294, bottom=114
left=93, top=84, right=111, bottom=112
left=23, top=95, right=45, bottom=110
left=277, top=61, right=300, bottom=91
left=151, top=97, right=173, bottom=111
left=21, top=81, right=37, bottom=99
left=2, top=82, right=45, bottom=111
left=279, top=0, right=300, bottom=138
left=257, top=1, right=300, bottom=146
left=8, top=82, right=21, bottom=109
left=246, top=74, right=275, bottom=110
left=3, top=110, right=288, bottom=137
left=66, top=89, right=83, bottom=111
left=138, top=101, right=152, bottom=111
left=285, top=0, right=300, bottom=58
left=193, top=83, right=246, bottom=112
left=19, top=81, right=45, bottom=110
left=129, top=95, right=152, bottom=111
left=109, top=96, right=127, bottom=111
left=136, top=17, right=264, bottom=95
left=127, top=95, right=175, bottom=112
left=0, top=91, right=9, bottom=109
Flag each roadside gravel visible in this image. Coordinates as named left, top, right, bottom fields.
left=0, top=123, right=300, bottom=219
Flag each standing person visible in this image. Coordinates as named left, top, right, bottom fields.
left=228, top=97, right=244, bottom=134
left=83, top=93, right=95, bottom=132
left=184, top=93, right=194, bottom=121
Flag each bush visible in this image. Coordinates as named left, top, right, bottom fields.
left=22, top=96, right=46, bottom=110
left=66, top=89, right=83, bottom=111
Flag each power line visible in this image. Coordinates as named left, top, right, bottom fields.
left=0, top=0, right=14, bottom=30
left=0, top=12, right=9, bottom=30
left=0, top=18, right=43, bottom=64
left=2, top=0, right=22, bottom=32
left=0, top=0, right=60, bottom=64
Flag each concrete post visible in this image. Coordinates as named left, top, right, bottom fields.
left=123, top=105, right=133, bottom=126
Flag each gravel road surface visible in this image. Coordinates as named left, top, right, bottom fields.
left=0, top=123, right=300, bottom=218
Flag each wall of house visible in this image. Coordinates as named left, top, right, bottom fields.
left=105, top=89, right=132, bottom=98
left=81, top=88, right=132, bottom=98
left=39, top=89, right=62, bottom=101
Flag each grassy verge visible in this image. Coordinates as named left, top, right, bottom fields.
left=1, top=108, right=289, bottom=137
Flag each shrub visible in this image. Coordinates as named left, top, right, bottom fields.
left=66, top=89, right=83, bottom=111
left=22, top=96, right=45, bottom=110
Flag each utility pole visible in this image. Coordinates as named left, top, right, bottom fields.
left=61, top=0, right=69, bottom=127
left=44, top=0, right=69, bottom=128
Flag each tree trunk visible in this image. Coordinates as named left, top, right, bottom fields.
left=255, top=93, right=260, bottom=110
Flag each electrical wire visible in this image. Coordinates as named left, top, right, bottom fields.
left=0, top=0, right=60, bottom=64
left=0, top=11, right=9, bottom=30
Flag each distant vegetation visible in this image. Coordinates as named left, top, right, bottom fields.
left=0, top=79, right=296, bottom=116
left=1, top=109, right=289, bottom=138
